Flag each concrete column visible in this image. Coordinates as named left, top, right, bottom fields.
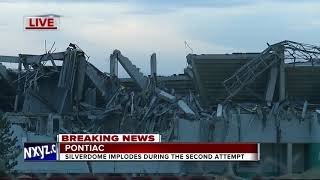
left=110, top=54, right=118, bottom=77
left=279, top=48, right=286, bottom=101
left=225, top=162, right=235, bottom=176
left=47, top=114, right=53, bottom=135
left=150, top=53, right=157, bottom=77
left=39, top=117, right=47, bottom=135
left=14, top=58, right=22, bottom=112
left=177, top=118, right=202, bottom=174
left=287, top=143, right=293, bottom=174
left=265, top=65, right=278, bottom=104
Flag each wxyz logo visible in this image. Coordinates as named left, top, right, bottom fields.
left=24, top=144, right=56, bottom=160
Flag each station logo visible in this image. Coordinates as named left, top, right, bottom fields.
left=24, top=14, right=60, bottom=30
left=24, top=142, right=57, bottom=161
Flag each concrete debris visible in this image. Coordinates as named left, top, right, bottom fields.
left=223, top=40, right=320, bottom=102
left=150, top=53, right=157, bottom=78
left=177, top=100, right=195, bottom=116
left=113, top=49, right=148, bottom=90
left=216, top=104, right=223, bottom=117
left=1, top=41, right=319, bottom=139
left=2, top=40, right=320, bottom=176
left=156, top=88, right=177, bottom=103
left=86, top=62, right=109, bottom=97
left=0, top=63, right=9, bottom=80
left=302, top=100, right=308, bottom=119
left=0, top=44, right=213, bottom=142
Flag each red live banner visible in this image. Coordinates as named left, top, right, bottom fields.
left=59, top=143, right=258, bottom=153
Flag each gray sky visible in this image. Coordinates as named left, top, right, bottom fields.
left=1, top=0, right=320, bottom=77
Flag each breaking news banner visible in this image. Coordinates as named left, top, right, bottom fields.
left=24, top=142, right=57, bottom=161
left=57, top=134, right=161, bottom=143
left=59, top=143, right=259, bottom=161
left=24, top=135, right=259, bottom=162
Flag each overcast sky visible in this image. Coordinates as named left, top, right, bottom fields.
left=0, top=0, right=320, bottom=76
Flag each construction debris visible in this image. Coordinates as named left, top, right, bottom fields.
left=2, top=40, right=320, bottom=176
left=0, top=44, right=212, bottom=141
left=223, top=40, right=320, bottom=102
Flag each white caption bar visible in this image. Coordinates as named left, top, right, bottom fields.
left=59, top=153, right=258, bottom=161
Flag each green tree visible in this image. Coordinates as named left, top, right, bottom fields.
left=0, top=113, right=21, bottom=175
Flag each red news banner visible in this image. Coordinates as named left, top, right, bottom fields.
left=57, top=134, right=259, bottom=161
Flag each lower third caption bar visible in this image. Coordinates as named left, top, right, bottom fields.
left=59, top=153, right=258, bottom=161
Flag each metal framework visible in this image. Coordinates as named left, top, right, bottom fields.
left=223, top=40, right=320, bottom=101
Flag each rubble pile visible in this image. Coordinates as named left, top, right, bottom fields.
left=1, top=40, right=320, bottom=140
left=2, top=40, right=320, bottom=175
left=0, top=44, right=213, bottom=140
left=83, top=85, right=212, bottom=137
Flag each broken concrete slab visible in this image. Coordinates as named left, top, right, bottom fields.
left=177, top=100, right=195, bottom=116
